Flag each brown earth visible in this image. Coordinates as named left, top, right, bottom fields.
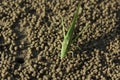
left=0, top=0, right=120, bottom=80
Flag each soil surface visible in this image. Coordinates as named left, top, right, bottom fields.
left=0, top=0, right=120, bottom=80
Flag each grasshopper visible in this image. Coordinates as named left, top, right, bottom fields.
left=60, top=3, right=82, bottom=59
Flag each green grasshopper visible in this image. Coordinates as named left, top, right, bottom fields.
left=60, top=3, right=82, bottom=59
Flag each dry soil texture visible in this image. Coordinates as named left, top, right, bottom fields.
left=0, top=0, right=120, bottom=80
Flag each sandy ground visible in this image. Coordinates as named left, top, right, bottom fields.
left=0, top=0, right=120, bottom=80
